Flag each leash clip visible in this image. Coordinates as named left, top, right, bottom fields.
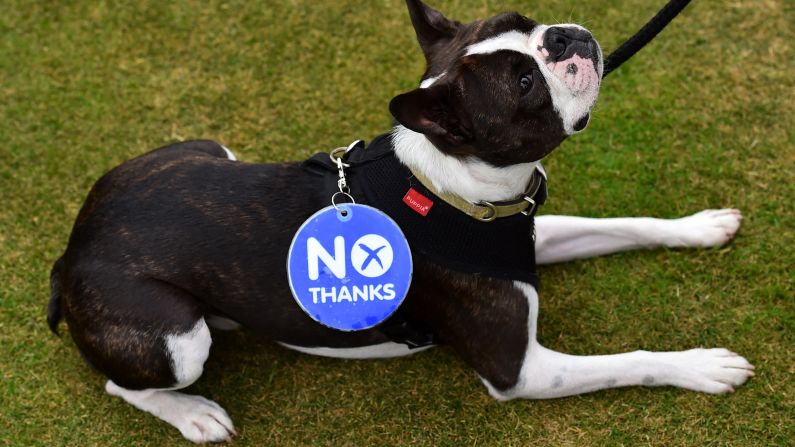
left=330, top=147, right=351, bottom=194
left=329, top=140, right=362, bottom=195
left=329, top=143, right=362, bottom=213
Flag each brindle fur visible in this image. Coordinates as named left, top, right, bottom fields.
left=53, top=138, right=529, bottom=391
left=50, top=0, right=573, bottom=395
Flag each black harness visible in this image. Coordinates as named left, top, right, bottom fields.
left=301, top=133, right=547, bottom=347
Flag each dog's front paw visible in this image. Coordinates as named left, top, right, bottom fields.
left=663, top=209, right=742, bottom=248
left=665, top=348, right=755, bottom=394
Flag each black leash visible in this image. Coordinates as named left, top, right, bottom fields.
left=602, top=0, right=692, bottom=78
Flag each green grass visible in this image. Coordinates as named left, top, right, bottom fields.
left=1, top=0, right=793, bottom=445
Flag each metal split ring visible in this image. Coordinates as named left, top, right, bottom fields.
left=331, top=191, right=356, bottom=215
left=329, top=147, right=350, bottom=167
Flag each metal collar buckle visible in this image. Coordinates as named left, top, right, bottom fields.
left=520, top=196, right=537, bottom=216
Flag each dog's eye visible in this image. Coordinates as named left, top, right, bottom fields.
left=519, top=74, right=533, bottom=94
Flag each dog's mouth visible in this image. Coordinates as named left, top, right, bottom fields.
left=545, top=53, right=600, bottom=97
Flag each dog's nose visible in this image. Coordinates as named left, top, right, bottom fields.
left=544, top=26, right=595, bottom=63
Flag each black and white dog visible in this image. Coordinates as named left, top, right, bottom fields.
left=48, top=0, right=753, bottom=443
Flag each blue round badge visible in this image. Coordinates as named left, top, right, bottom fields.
left=287, top=204, right=413, bottom=331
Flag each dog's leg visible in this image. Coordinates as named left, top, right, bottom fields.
left=483, top=283, right=754, bottom=400
left=535, top=209, right=742, bottom=264
left=62, top=274, right=235, bottom=443
left=103, top=317, right=236, bottom=443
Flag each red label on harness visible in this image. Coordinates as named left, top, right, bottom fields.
left=403, top=188, right=433, bottom=216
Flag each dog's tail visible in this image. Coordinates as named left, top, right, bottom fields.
left=47, top=256, right=65, bottom=336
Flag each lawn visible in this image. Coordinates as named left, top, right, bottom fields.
left=1, top=0, right=793, bottom=445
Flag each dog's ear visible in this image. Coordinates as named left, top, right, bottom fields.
left=405, top=0, right=460, bottom=58
left=390, top=84, right=471, bottom=149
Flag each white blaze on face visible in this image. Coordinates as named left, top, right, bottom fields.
left=465, top=24, right=603, bottom=134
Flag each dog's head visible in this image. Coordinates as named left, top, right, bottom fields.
left=390, top=0, right=602, bottom=166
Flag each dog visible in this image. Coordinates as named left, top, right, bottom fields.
left=48, top=0, right=753, bottom=443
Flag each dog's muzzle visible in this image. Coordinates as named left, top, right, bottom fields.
left=535, top=25, right=603, bottom=134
